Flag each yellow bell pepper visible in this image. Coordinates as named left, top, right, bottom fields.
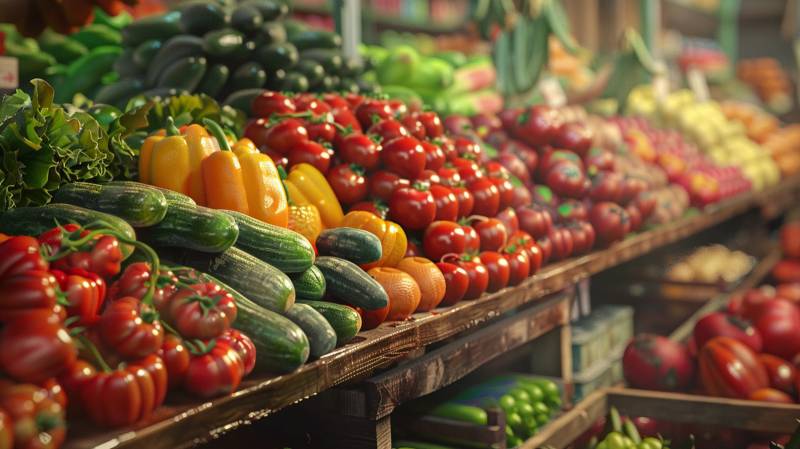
left=201, top=120, right=289, bottom=227
left=288, top=204, right=322, bottom=244
left=340, top=211, right=407, bottom=268
left=139, top=118, right=217, bottom=204
left=284, top=163, right=344, bottom=229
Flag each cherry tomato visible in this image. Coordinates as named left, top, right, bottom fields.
left=328, top=164, right=368, bottom=206
left=469, top=178, right=500, bottom=217
left=463, top=225, right=480, bottom=253
left=287, top=140, right=331, bottom=174
left=417, top=111, right=444, bottom=138
left=389, top=183, right=436, bottom=231
left=430, top=185, right=459, bottom=222
left=332, top=108, right=362, bottom=132
left=452, top=157, right=483, bottom=184
left=480, top=251, right=510, bottom=292
left=490, top=177, right=514, bottom=210
left=509, top=231, right=543, bottom=274
left=423, top=221, right=471, bottom=261
left=256, top=118, right=309, bottom=154
left=438, top=136, right=458, bottom=161
left=369, top=118, right=409, bottom=142
left=451, top=185, right=474, bottom=218
left=416, top=169, right=441, bottom=185
left=322, top=93, right=349, bottom=110
left=454, top=256, right=489, bottom=300
left=421, top=140, right=446, bottom=171
left=369, top=170, right=410, bottom=202
left=400, top=115, right=426, bottom=140
left=337, top=133, right=381, bottom=170
left=473, top=218, right=508, bottom=252
left=503, top=247, right=531, bottom=286
left=436, top=262, right=469, bottom=306
left=495, top=207, right=519, bottom=236
left=355, top=99, right=393, bottom=130
left=453, top=137, right=482, bottom=160
left=306, top=120, right=336, bottom=143
left=252, top=91, right=295, bottom=118
left=436, top=166, right=462, bottom=187
left=381, top=136, right=426, bottom=179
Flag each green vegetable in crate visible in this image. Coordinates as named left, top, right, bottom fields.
left=258, top=42, right=299, bottom=71
left=315, top=256, right=389, bottom=310
left=54, top=182, right=168, bottom=227
left=224, top=210, right=315, bottom=273
left=230, top=62, right=268, bottom=90
left=427, top=403, right=487, bottom=425
left=291, top=266, right=326, bottom=300
left=179, top=2, right=227, bottom=35
left=157, top=56, right=208, bottom=92
left=121, top=11, right=182, bottom=47
left=196, top=64, right=231, bottom=98
left=37, top=29, right=89, bottom=65
left=137, top=201, right=239, bottom=253
left=230, top=4, right=264, bottom=34
left=70, top=24, right=122, bottom=49
left=132, top=39, right=162, bottom=69
left=285, top=303, right=337, bottom=358
left=316, top=228, right=382, bottom=264
left=56, top=46, right=123, bottom=103
left=145, top=35, right=205, bottom=86
left=297, top=300, right=362, bottom=344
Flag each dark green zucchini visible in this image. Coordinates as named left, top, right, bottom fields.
left=223, top=210, right=314, bottom=273
left=230, top=5, right=263, bottom=34
left=314, top=256, right=388, bottom=310
left=121, top=11, right=182, bottom=47
left=137, top=202, right=238, bottom=253
left=290, top=265, right=326, bottom=300
left=53, top=181, right=167, bottom=227
left=244, top=0, right=288, bottom=21
left=145, top=35, right=204, bottom=86
left=288, top=30, right=341, bottom=51
left=298, top=299, right=362, bottom=344
left=229, top=62, right=267, bottom=90
left=285, top=303, right=337, bottom=358
left=257, top=42, right=298, bottom=71
left=179, top=2, right=227, bottom=35
left=196, top=64, right=230, bottom=97
left=316, top=227, right=382, bottom=264
left=157, top=56, right=207, bottom=91
left=203, top=28, right=245, bottom=58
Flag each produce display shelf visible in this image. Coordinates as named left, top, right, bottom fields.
left=63, top=175, right=800, bottom=449
left=523, top=387, right=800, bottom=449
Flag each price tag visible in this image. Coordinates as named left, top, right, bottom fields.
left=0, top=56, right=17, bottom=90
left=686, top=66, right=709, bottom=101
left=539, top=76, right=567, bottom=108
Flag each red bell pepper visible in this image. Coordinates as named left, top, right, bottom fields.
left=0, top=380, right=65, bottom=449
left=0, top=236, right=48, bottom=279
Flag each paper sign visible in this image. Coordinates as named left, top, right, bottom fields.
left=686, top=66, right=709, bottom=101
left=0, top=56, right=17, bottom=90
left=539, top=76, right=567, bottom=108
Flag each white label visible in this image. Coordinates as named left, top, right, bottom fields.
left=0, top=56, right=18, bottom=89
left=539, top=76, right=567, bottom=108
left=686, top=67, right=709, bottom=101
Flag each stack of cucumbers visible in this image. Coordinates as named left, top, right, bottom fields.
left=98, top=0, right=378, bottom=109
left=0, top=180, right=391, bottom=371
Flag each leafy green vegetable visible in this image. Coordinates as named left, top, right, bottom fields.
left=0, top=79, right=149, bottom=211
left=126, top=92, right=245, bottom=137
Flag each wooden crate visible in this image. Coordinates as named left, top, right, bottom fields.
left=525, top=387, right=800, bottom=449
left=394, top=407, right=507, bottom=449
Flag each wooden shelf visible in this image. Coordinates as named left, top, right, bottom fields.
left=64, top=175, right=800, bottom=449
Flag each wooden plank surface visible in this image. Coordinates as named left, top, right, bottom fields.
left=520, top=389, right=608, bottom=449
left=63, top=176, right=800, bottom=449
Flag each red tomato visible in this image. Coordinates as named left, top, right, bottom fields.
left=584, top=147, right=615, bottom=173
left=548, top=227, right=574, bottom=261
left=381, top=136, right=426, bottom=179
left=345, top=93, right=365, bottom=109
left=184, top=341, right=244, bottom=398
left=556, top=199, right=588, bottom=223
left=349, top=200, right=389, bottom=220
left=332, top=108, right=362, bottom=132
left=552, top=122, right=592, bottom=156
left=294, top=94, right=332, bottom=115
left=417, top=111, right=444, bottom=138
left=503, top=247, right=530, bottom=286
left=423, top=221, right=471, bottom=261
left=359, top=304, right=389, bottom=330
left=257, top=118, right=309, bottom=154
left=489, top=177, right=514, bottom=210
left=699, top=336, right=768, bottom=398
left=387, top=100, right=408, bottom=116
left=545, top=161, right=589, bottom=199
left=0, top=382, right=65, bottom=448
left=355, top=99, right=393, bottom=130
left=369, top=170, right=410, bottom=201
left=452, top=157, right=483, bottom=184
left=773, top=259, right=800, bottom=284
left=469, top=178, right=500, bottom=217
left=451, top=185, right=474, bottom=218
left=421, top=140, right=446, bottom=171
left=252, top=91, right=295, bottom=118
left=634, top=191, right=657, bottom=219
left=0, top=309, right=76, bottom=384
left=328, top=163, right=368, bottom=205
left=566, top=221, right=594, bottom=255
left=430, top=185, right=459, bottom=222
left=400, top=115, right=426, bottom=140
left=495, top=207, right=519, bottom=236
left=287, top=140, right=331, bottom=174
left=322, top=93, right=349, bottom=110
left=748, top=387, right=794, bottom=404
left=623, top=334, right=696, bottom=391
left=168, top=282, right=237, bottom=340
left=626, top=204, right=643, bottom=232
left=509, top=231, right=544, bottom=275
left=781, top=222, right=800, bottom=258
left=453, top=137, right=483, bottom=160
left=438, top=136, right=458, bottom=161
left=218, top=329, right=256, bottom=376
left=538, top=149, right=585, bottom=178
left=619, top=176, right=648, bottom=205
left=758, top=354, right=796, bottom=395
left=262, top=147, right=288, bottom=169
left=777, top=283, right=800, bottom=303
left=98, top=297, right=163, bottom=360
left=158, top=333, right=189, bottom=388
left=306, top=120, right=336, bottom=143
left=473, top=218, right=507, bottom=252
left=436, top=262, right=469, bottom=306
left=590, top=202, right=630, bottom=247
left=496, top=151, right=531, bottom=183
left=748, top=299, right=800, bottom=360
left=454, top=256, right=489, bottom=300
left=369, top=118, right=409, bottom=142
left=588, top=171, right=624, bottom=202
left=536, top=235, right=553, bottom=265
left=337, top=133, right=380, bottom=170
left=416, top=169, right=441, bottom=185
left=693, top=312, right=763, bottom=353
left=500, top=140, right=539, bottom=175
left=463, top=226, right=480, bottom=253
left=389, top=183, right=436, bottom=231
left=513, top=105, right=556, bottom=147
left=516, top=204, right=554, bottom=239
left=436, top=166, right=462, bottom=187
left=480, top=251, right=510, bottom=293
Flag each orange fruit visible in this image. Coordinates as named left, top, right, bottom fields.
left=396, top=257, right=446, bottom=312
left=368, top=267, right=420, bottom=321
left=288, top=204, right=322, bottom=244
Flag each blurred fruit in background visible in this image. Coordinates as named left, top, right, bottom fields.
left=737, top=58, right=794, bottom=115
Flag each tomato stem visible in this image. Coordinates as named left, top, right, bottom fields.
left=79, top=335, right=112, bottom=373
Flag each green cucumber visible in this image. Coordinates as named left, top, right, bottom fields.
left=160, top=246, right=295, bottom=313
left=254, top=21, right=286, bottom=46
left=70, top=24, right=121, bottom=49
left=145, top=35, right=204, bottom=86
left=285, top=303, right=337, bottom=358
left=179, top=2, right=227, bottom=36
left=0, top=204, right=136, bottom=256
left=53, top=182, right=167, bottom=227
left=56, top=46, right=123, bottom=102
left=137, top=202, right=238, bottom=253
left=244, top=0, right=288, bottom=21
left=38, top=29, right=88, bottom=64
left=196, top=64, right=230, bottom=97
left=300, top=49, right=342, bottom=73
left=297, top=300, right=361, bottom=344
left=157, top=56, right=207, bottom=91
left=290, top=265, right=326, bottom=300
left=121, top=11, right=182, bottom=47
left=132, top=39, right=162, bottom=69
left=288, top=30, right=341, bottom=51
left=314, top=256, right=388, bottom=310
left=257, top=42, right=298, bottom=71
left=107, top=181, right=196, bottom=206
left=223, top=88, right=265, bottom=115
left=113, top=48, right=140, bottom=78
left=295, top=60, right=325, bottom=87
left=203, top=28, right=245, bottom=58
left=230, top=5, right=263, bottom=34
left=337, top=78, right=360, bottom=93
left=277, top=72, right=309, bottom=92
left=94, top=78, right=144, bottom=107
left=316, top=227, right=382, bottom=264
left=428, top=403, right=488, bottom=425
left=229, top=62, right=267, bottom=90
left=223, top=210, right=314, bottom=273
